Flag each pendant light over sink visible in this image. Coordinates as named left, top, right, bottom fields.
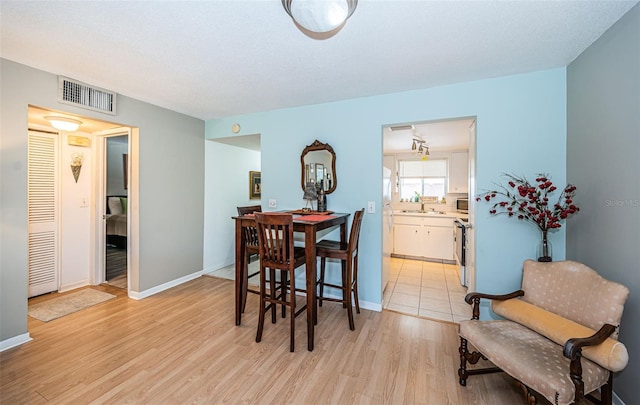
left=282, top=0, right=358, bottom=34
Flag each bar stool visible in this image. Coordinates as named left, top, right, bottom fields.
left=316, top=208, right=365, bottom=330
left=237, top=205, right=262, bottom=312
left=254, top=212, right=307, bottom=352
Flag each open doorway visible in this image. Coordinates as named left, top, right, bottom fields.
left=381, top=117, right=476, bottom=323
left=95, top=129, right=132, bottom=291
left=104, top=135, right=129, bottom=289
left=203, top=134, right=261, bottom=280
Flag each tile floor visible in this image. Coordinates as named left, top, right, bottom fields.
left=208, top=256, right=472, bottom=324
left=383, top=257, right=472, bottom=323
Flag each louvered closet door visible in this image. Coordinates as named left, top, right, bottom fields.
left=28, top=131, right=59, bottom=297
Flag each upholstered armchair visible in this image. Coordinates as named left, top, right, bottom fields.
left=458, top=260, right=630, bottom=405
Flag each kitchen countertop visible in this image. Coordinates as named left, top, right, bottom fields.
left=393, top=210, right=468, bottom=220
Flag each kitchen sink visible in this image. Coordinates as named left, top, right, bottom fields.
left=400, top=210, right=448, bottom=215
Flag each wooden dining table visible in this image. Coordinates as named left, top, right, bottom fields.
left=233, top=212, right=350, bottom=351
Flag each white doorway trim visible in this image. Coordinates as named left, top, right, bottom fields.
left=92, top=128, right=131, bottom=290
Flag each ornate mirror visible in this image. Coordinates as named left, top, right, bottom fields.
left=301, top=140, right=336, bottom=194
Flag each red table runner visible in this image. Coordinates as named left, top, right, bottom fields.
left=296, top=215, right=337, bottom=222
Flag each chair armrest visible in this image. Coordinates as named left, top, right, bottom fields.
left=464, top=290, right=524, bottom=319
left=562, top=323, right=617, bottom=402
left=563, top=323, right=617, bottom=360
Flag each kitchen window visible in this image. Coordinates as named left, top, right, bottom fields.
left=398, top=159, right=447, bottom=200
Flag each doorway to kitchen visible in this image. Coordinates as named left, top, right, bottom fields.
left=382, top=117, right=476, bottom=323
left=384, top=257, right=470, bottom=322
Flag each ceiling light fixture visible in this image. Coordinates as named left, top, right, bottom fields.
left=282, top=0, right=358, bottom=34
left=45, top=116, right=82, bottom=131
left=412, top=138, right=429, bottom=156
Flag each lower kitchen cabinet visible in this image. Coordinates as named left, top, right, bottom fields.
left=393, top=215, right=455, bottom=261
left=393, top=224, right=424, bottom=257
left=424, top=225, right=453, bottom=260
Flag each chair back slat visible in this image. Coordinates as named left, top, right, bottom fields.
left=254, top=213, right=295, bottom=271
left=237, top=205, right=262, bottom=249
left=348, top=209, right=365, bottom=254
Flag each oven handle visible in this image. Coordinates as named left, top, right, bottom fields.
left=455, top=220, right=472, bottom=229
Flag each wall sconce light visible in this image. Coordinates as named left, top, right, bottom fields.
left=70, top=152, right=84, bottom=183
left=45, top=116, right=82, bottom=131
left=282, top=0, right=358, bottom=34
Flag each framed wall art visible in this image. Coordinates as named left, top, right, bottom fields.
left=249, top=171, right=261, bottom=200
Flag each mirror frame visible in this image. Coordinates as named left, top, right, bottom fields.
left=301, top=139, right=337, bottom=194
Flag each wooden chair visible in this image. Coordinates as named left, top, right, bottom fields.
left=236, top=205, right=262, bottom=312
left=254, top=212, right=307, bottom=352
left=316, top=208, right=365, bottom=330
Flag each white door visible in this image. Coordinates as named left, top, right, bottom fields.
left=28, top=130, right=59, bottom=297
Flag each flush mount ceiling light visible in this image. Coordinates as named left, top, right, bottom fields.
left=282, top=0, right=358, bottom=34
left=45, top=116, right=82, bottom=131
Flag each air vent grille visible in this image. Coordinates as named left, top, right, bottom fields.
left=58, top=76, right=116, bottom=115
left=389, top=125, right=414, bottom=131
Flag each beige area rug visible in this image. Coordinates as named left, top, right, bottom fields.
left=28, top=289, right=116, bottom=322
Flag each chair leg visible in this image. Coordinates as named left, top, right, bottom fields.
left=318, top=257, right=326, bottom=307
left=458, top=337, right=469, bottom=386
left=269, top=268, right=277, bottom=324
left=256, top=268, right=266, bottom=343
left=341, top=259, right=348, bottom=309
left=600, top=373, right=613, bottom=405
left=353, top=254, right=360, bottom=314
left=241, top=252, right=250, bottom=313
left=280, top=270, right=287, bottom=318
left=345, top=259, right=355, bottom=331
left=289, top=269, right=296, bottom=352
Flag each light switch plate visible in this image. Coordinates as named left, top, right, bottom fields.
left=367, top=201, right=375, bottom=213
left=268, top=199, right=277, bottom=208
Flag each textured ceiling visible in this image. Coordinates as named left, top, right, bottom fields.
left=2, top=1, right=637, bottom=123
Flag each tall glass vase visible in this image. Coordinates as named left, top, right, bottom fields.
left=537, top=229, right=553, bottom=262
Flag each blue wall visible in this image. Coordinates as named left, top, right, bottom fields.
left=206, top=68, right=567, bottom=310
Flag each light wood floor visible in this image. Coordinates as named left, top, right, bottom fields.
left=2, top=276, right=540, bottom=404
left=106, top=246, right=127, bottom=289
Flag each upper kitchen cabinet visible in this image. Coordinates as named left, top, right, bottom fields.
left=448, top=151, right=469, bottom=194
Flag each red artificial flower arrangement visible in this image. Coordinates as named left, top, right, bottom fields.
left=476, top=173, right=580, bottom=233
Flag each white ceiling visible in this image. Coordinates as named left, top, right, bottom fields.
left=383, top=118, right=475, bottom=153
left=2, top=0, right=637, bottom=126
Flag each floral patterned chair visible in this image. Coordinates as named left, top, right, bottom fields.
left=458, top=260, right=629, bottom=405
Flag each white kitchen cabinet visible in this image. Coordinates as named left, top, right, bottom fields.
left=393, top=223, right=424, bottom=257
left=424, top=225, right=454, bottom=260
left=393, top=215, right=455, bottom=261
left=449, top=151, right=469, bottom=193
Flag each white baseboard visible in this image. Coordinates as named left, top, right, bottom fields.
left=319, top=291, right=381, bottom=312
left=613, top=391, right=625, bottom=405
left=59, top=280, right=90, bottom=292
left=0, top=332, right=32, bottom=352
left=359, top=300, right=382, bottom=312
left=128, top=270, right=203, bottom=300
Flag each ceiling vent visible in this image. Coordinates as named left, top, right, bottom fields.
left=58, top=76, right=116, bottom=115
left=389, top=125, right=414, bottom=131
